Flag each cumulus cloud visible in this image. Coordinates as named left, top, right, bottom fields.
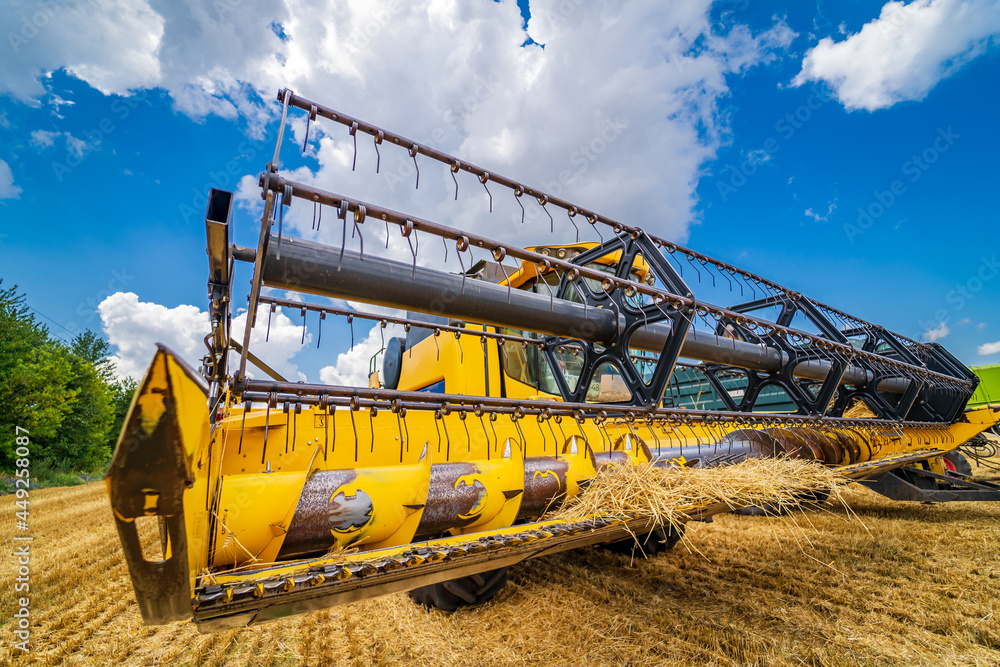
left=14, top=1, right=803, bottom=388
left=0, top=159, right=23, bottom=199
left=2, top=0, right=164, bottom=100
left=979, top=340, right=1000, bottom=355
left=98, top=292, right=311, bottom=381
left=5, top=0, right=794, bottom=243
left=793, top=0, right=1000, bottom=111
left=99, top=292, right=210, bottom=379
left=320, top=322, right=404, bottom=387
left=921, top=321, right=950, bottom=342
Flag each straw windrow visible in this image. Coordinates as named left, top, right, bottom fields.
left=550, top=457, right=848, bottom=542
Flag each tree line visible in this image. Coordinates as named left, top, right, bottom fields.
left=1, top=280, right=137, bottom=474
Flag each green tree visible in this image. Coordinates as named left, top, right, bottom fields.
left=0, top=282, right=75, bottom=468
left=42, top=332, right=116, bottom=471
left=1, top=282, right=123, bottom=473
left=106, top=375, right=139, bottom=453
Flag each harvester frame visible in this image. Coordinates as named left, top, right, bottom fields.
left=106, top=88, right=1000, bottom=632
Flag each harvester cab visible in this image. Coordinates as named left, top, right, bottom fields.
left=377, top=242, right=651, bottom=404
left=106, top=88, right=1000, bottom=632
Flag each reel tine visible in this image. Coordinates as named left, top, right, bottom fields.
left=451, top=161, right=461, bottom=200
left=350, top=121, right=359, bottom=171
left=567, top=207, right=580, bottom=243
left=409, top=144, right=420, bottom=189
left=538, top=195, right=553, bottom=233
left=337, top=200, right=349, bottom=270
left=480, top=172, right=493, bottom=212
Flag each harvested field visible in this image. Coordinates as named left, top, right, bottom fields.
left=3, top=460, right=1000, bottom=666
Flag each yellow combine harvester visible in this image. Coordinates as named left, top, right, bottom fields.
left=106, top=89, right=1000, bottom=631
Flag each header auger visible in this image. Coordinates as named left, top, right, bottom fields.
left=106, top=88, right=1000, bottom=632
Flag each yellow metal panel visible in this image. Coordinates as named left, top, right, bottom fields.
left=211, top=472, right=310, bottom=568
left=450, top=438, right=524, bottom=535
left=335, top=449, right=433, bottom=550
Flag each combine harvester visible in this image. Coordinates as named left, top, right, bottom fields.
left=106, top=89, right=1000, bottom=631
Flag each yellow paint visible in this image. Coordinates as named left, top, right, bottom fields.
left=333, top=450, right=432, bottom=550
left=212, top=471, right=307, bottom=568
left=134, top=354, right=167, bottom=436
left=108, top=345, right=1000, bottom=612
left=450, top=437, right=524, bottom=535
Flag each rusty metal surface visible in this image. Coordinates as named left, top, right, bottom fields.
left=278, top=469, right=358, bottom=558
left=414, top=462, right=483, bottom=537
left=518, top=457, right=570, bottom=519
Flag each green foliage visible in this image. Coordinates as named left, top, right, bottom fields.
left=0, top=280, right=129, bottom=473
left=44, top=335, right=115, bottom=471
left=107, top=375, right=140, bottom=453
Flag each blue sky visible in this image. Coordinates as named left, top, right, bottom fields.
left=1, top=0, right=998, bottom=382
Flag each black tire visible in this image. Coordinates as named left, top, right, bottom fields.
left=944, top=450, right=973, bottom=478
left=604, top=526, right=684, bottom=558
left=408, top=568, right=508, bottom=612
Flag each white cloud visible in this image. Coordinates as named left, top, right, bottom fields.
left=98, top=292, right=311, bottom=381
left=957, top=317, right=971, bottom=325
left=64, top=133, right=87, bottom=157
left=320, top=322, right=404, bottom=387
left=793, top=0, right=1000, bottom=111
left=922, top=321, right=950, bottom=342
left=804, top=200, right=837, bottom=222
left=29, top=129, right=89, bottom=156
left=4, top=0, right=795, bottom=243
left=978, top=322, right=988, bottom=331
left=11, top=2, right=808, bottom=389
left=229, top=306, right=312, bottom=382
left=30, top=129, right=58, bottom=148
left=99, top=292, right=210, bottom=379
left=0, top=159, right=22, bottom=200
left=2, top=0, right=163, bottom=100
left=978, top=340, right=1000, bottom=355
left=745, top=148, right=773, bottom=166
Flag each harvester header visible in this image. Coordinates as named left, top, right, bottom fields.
left=106, top=88, right=1000, bottom=631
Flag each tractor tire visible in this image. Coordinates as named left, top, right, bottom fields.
left=943, top=450, right=973, bottom=478
left=604, top=526, right=684, bottom=558
left=408, top=568, right=508, bottom=612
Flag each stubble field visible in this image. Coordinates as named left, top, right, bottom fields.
left=2, top=461, right=999, bottom=666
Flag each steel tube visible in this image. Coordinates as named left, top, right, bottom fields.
left=261, top=237, right=906, bottom=393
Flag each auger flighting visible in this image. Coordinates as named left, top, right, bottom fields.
left=106, top=88, right=1000, bottom=631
